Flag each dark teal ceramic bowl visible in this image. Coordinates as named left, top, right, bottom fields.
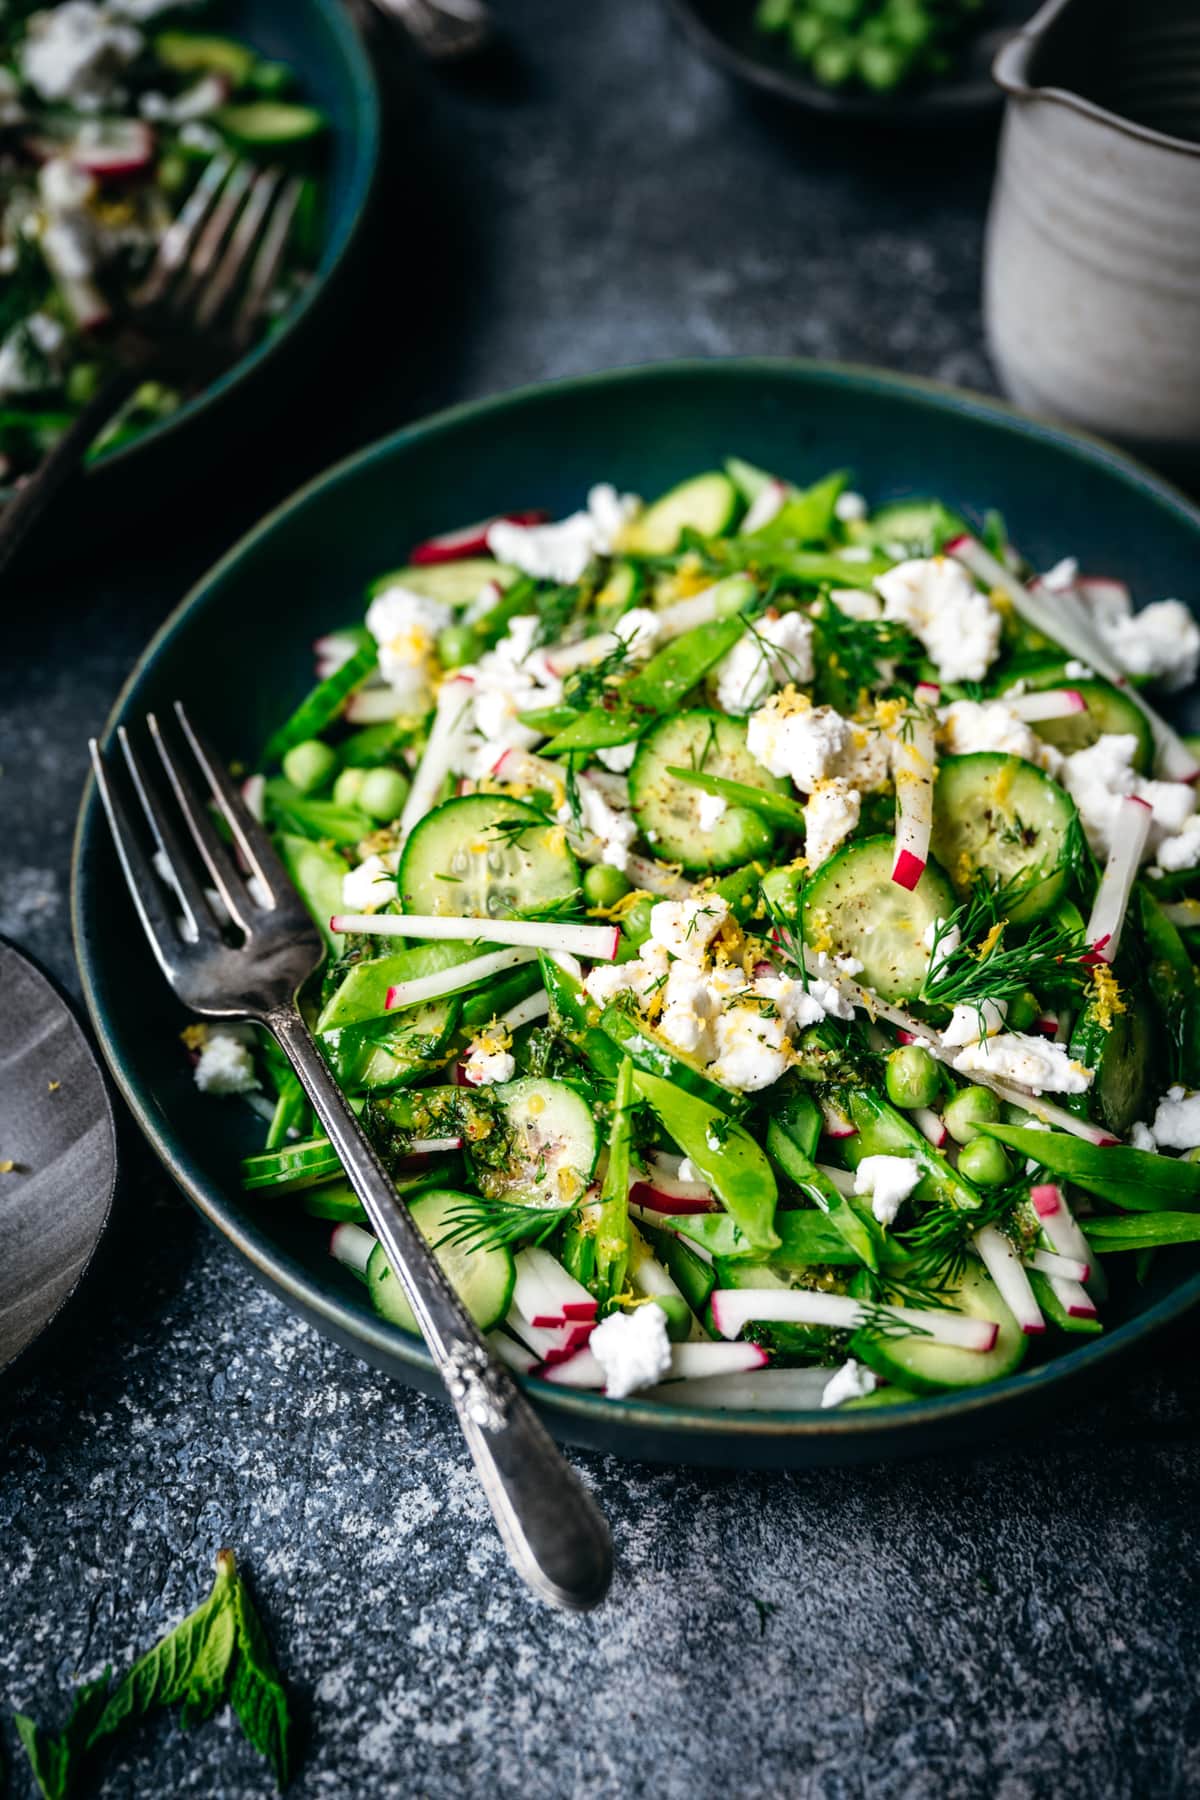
left=72, top=360, right=1200, bottom=1467
left=21, top=0, right=379, bottom=489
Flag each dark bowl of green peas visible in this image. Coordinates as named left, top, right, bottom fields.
left=666, top=0, right=1030, bottom=122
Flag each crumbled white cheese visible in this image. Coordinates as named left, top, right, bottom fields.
left=1154, top=815, right=1200, bottom=875
left=1040, top=556, right=1079, bottom=594
left=803, top=778, right=860, bottom=870
left=1061, top=733, right=1197, bottom=861
left=194, top=1030, right=259, bottom=1096
left=938, top=698, right=1060, bottom=773
left=940, top=999, right=1007, bottom=1048
left=341, top=852, right=398, bottom=912
left=1148, top=1086, right=1200, bottom=1151
left=596, top=741, right=637, bottom=774
left=583, top=940, right=670, bottom=1009
left=611, top=606, right=660, bottom=661
left=952, top=1033, right=1093, bottom=1095
left=827, top=587, right=882, bottom=621
left=658, top=962, right=720, bottom=1060
left=707, top=1005, right=790, bottom=1093
left=752, top=967, right=853, bottom=1030
left=462, top=1042, right=516, bottom=1086
left=1130, top=1121, right=1157, bottom=1153
left=486, top=483, right=638, bottom=585
left=1064, top=659, right=1094, bottom=680
left=852, top=1153, right=922, bottom=1226
left=876, top=557, right=1002, bottom=683
left=648, top=896, right=730, bottom=963
left=713, top=612, right=814, bottom=714
left=747, top=693, right=848, bottom=791
left=589, top=1304, right=672, bottom=1398
left=0, top=312, right=66, bottom=399
left=821, top=1357, right=877, bottom=1409
left=1097, top=599, right=1200, bottom=693
left=695, top=790, right=728, bottom=833
left=21, top=2, right=142, bottom=107
left=558, top=782, right=637, bottom=872
left=834, top=491, right=868, bottom=523
left=365, top=586, right=452, bottom=706
left=460, top=614, right=563, bottom=770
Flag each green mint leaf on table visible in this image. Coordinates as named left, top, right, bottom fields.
left=14, top=1670, right=112, bottom=1800
left=229, top=1564, right=293, bottom=1790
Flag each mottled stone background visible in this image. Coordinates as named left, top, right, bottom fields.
left=2, top=3, right=1199, bottom=1796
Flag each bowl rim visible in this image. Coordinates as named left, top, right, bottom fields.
left=71, top=354, right=1200, bottom=1447
left=5, top=0, right=381, bottom=491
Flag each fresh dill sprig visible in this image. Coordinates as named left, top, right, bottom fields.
left=851, top=1299, right=936, bottom=1343
left=502, top=888, right=586, bottom=924
left=435, top=1195, right=572, bottom=1254
left=920, top=879, right=1091, bottom=1018
left=562, top=637, right=632, bottom=710
left=813, top=597, right=921, bottom=707
left=892, top=1186, right=1020, bottom=1293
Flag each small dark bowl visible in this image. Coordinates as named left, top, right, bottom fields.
left=666, top=0, right=1028, bottom=126
left=72, top=359, right=1200, bottom=1467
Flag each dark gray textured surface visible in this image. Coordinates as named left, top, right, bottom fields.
left=2, top=2, right=1198, bottom=1795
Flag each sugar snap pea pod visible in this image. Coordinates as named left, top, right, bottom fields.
left=707, top=862, right=765, bottom=924
left=666, top=766, right=809, bottom=830
left=586, top=1056, right=635, bottom=1309
left=982, top=1126, right=1200, bottom=1212
left=261, top=642, right=377, bottom=767
left=1139, top=886, right=1200, bottom=1088
left=318, top=942, right=484, bottom=1031
left=266, top=1068, right=306, bottom=1151
left=1081, top=1213, right=1200, bottom=1251
left=742, top=469, right=849, bottom=547
left=843, top=1088, right=983, bottom=1213
left=264, top=780, right=373, bottom=846
left=632, top=1069, right=780, bottom=1251
left=1026, top=1270, right=1103, bottom=1336
left=469, top=574, right=540, bottom=648
left=765, top=1090, right=883, bottom=1271
left=660, top=1205, right=865, bottom=1266
left=543, top=709, right=647, bottom=756
left=599, top=1003, right=743, bottom=1113
left=723, top=547, right=890, bottom=589
left=538, top=951, right=625, bottom=1082
left=517, top=704, right=580, bottom=736
left=623, top=615, right=748, bottom=711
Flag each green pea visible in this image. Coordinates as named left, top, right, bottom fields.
left=358, top=766, right=411, bottom=823
left=812, top=0, right=862, bottom=21
left=885, top=1044, right=940, bottom=1111
left=332, top=767, right=367, bottom=808
left=790, top=13, right=825, bottom=56
left=857, top=41, right=908, bottom=90
left=437, top=624, right=481, bottom=670
left=1005, top=989, right=1040, bottom=1033
left=621, top=896, right=655, bottom=948
left=812, top=36, right=854, bottom=84
left=583, top=864, right=632, bottom=908
left=250, top=59, right=292, bottom=95
left=66, top=362, right=101, bottom=407
left=282, top=738, right=338, bottom=795
left=755, top=0, right=794, bottom=30
left=943, top=1084, right=1002, bottom=1145
left=956, top=1136, right=1012, bottom=1186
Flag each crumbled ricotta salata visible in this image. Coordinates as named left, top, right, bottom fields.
left=951, top=1033, right=1093, bottom=1095
left=1096, top=598, right=1200, bottom=693
left=940, top=999, right=1007, bottom=1048
left=458, top=614, right=564, bottom=770
left=875, top=557, right=1002, bottom=683
left=462, top=1041, right=516, bottom=1086
left=1146, top=1086, right=1200, bottom=1151
left=648, top=896, right=730, bottom=963
left=922, top=917, right=960, bottom=977
left=821, top=1358, right=877, bottom=1409
left=365, top=586, right=453, bottom=708
left=746, top=689, right=892, bottom=797
left=21, top=2, right=142, bottom=108
left=938, top=699, right=1060, bottom=773
left=486, top=483, right=639, bottom=585
left=589, top=1304, right=672, bottom=1398
left=695, top=790, right=728, bottom=833
left=1130, top=1121, right=1157, bottom=1153
left=595, top=741, right=637, bottom=774
left=1061, top=734, right=1198, bottom=861
left=714, top=612, right=815, bottom=714
left=559, top=782, right=637, bottom=872
left=833, top=490, right=868, bottom=523
left=708, top=1006, right=790, bottom=1093
left=852, top=1154, right=922, bottom=1226
left=0, top=312, right=66, bottom=400
left=342, top=852, right=398, bottom=912
left=803, top=778, right=860, bottom=870
left=193, top=1029, right=259, bottom=1096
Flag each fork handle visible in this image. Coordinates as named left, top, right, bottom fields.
left=268, top=1006, right=613, bottom=1611
left=0, top=359, right=149, bottom=580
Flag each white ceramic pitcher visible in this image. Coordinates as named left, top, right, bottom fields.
left=984, top=0, right=1200, bottom=473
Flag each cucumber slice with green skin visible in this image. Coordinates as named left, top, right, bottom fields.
left=995, top=666, right=1154, bottom=771
left=1068, top=983, right=1155, bottom=1136
left=851, top=1262, right=1028, bottom=1394
left=243, top=1134, right=343, bottom=1191
left=619, top=472, right=739, bottom=554
left=154, top=29, right=256, bottom=83
left=864, top=499, right=968, bottom=555
left=931, top=753, right=1077, bottom=924
left=398, top=795, right=580, bottom=918
left=365, top=558, right=517, bottom=606
left=214, top=100, right=326, bottom=145
left=317, top=942, right=481, bottom=1032
left=367, top=1190, right=515, bottom=1334
left=320, top=997, right=460, bottom=1092
left=630, top=711, right=791, bottom=872
left=467, top=1076, right=598, bottom=1209
left=801, top=835, right=956, bottom=1003
left=599, top=1003, right=745, bottom=1114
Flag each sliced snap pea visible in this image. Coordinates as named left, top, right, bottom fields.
left=543, top=709, right=646, bottom=756
left=666, top=765, right=809, bottom=830
left=632, top=1069, right=780, bottom=1251
left=623, top=614, right=748, bottom=712
left=261, top=642, right=377, bottom=767
left=983, top=1126, right=1200, bottom=1212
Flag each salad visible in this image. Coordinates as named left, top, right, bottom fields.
left=191, top=456, right=1200, bottom=1413
left=0, top=2, right=326, bottom=480
left=752, top=0, right=987, bottom=95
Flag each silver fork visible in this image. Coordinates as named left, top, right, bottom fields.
left=0, top=156, right=303, bottom=578
left=89, top=704, right=613, bottom=1613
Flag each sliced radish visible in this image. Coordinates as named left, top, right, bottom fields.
left=628, top=1183, right=714, bottom=1215
left=741, top=479, right=788, bottom=534
left=329, top=1222, right=374, bottom=1277
left=334, top=913, right=619, bottom=963
left=506, top=1301, right=593, bottom=1365
left=491, top=746, right=563, bottom=790
left=539, top=1346, right=605, bottom=1387
left=814, top=1162, right=856, bottom=1197
left=1032, top=1183, right=1101, bottom=1293
left=627, top=1203, right=716, bottom=1259
left=397, top=675, right=476, bottom=840
left=947, top=534, right=1200, bottom=782
left=890, top=710, right=936, bottom=891
left=487, top=1330, right=539, bottom=1375
left=913, top=680, right=941, bottom=706
left=71, top=119, right=156, bottom=178
left=241, top=773, right=265, bottom=823
left=343, top=686, right=406, bottom=725
left=402, top=1136, right=463, bottom=1157
left=819, top=1096, right=857, bottom=1139
left=501, top=990, right=550, bottom=1033
left=381, top=946, right=539, bottom=1013
left=1024, top=1247, right=1089, bottom=1283
left=631, top=1161, right=714, bottom=1205
left=913, top=1107, right=948, bottom=1148
left=1085, top=795, right=1153, bottom=963
left=973, top=1225, right=1045, bottom=1335
left=709, top=1288, right=998, bottom=1352
left=409, top=510, right=547, bottom=565
left=1049, top=1276, right=1098, bottom=1319
left=513, top=1247, right=597, bottom=1334
left=1007, top=688, right=1087, bottom=722
left=666, top=1342, right=770, bottom=1379
left=641, top=1368, right=829, bottom=1410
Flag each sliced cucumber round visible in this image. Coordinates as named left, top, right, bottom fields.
left=629, top=710, right=791, bottom=872
left=398, top=795, right=580, bottom=918
left=215, top=100, right=326, bottom=145
left=467, top=1076, right=599, bottom=1210
left=320, top=997, right=460, bottom=1093
left=801, top=835, right=955, bottom=1003
left=366, top=1189, right=515, bottom=1335
left=996, top=664, right=1154, bottom=771
left=620, top=472, right=738, bottom=555
left=1069, top=981, right=1156, bottom=1136
left=851, top=1261, right=1028, bottom=1395
left=365, top=558, right=517, bottom=606
left=932, top=753, right=1077, bottom=923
